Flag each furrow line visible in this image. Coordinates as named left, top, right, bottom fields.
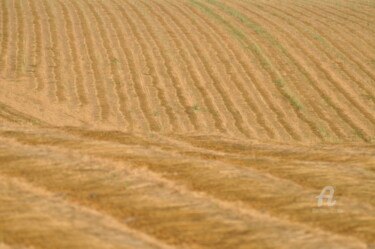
left=0, top=0, right=9, bottom=75
left=234, top=1, right=370, bottom=139
left=226, top=0, right=347, bottom=140
left=95, top=1, right=149, bottom=131
left=56, top=0, right=88, bottom=106
left=286, top=3, right=374, bottom=101
left=28, top=0, right=44, bottom=91
left=0, top=173, right=172, bottom=249
left=206, top=0, right=374, bottom=141
left=82, top=0, right=132, bottom=128
left=49, top=0, right=83, bottom=105
left=96, top=1, right=154, bottom=131
left=317, top=0, right=375, bottom=19
left=0, top=111, right=20, bottom=124
left=67, top=0, right=110, bottom=120
left=258, top=3, right=375, bottom=97
left=317, top=2, right=375, bottom=21
left=114, top=0, right=227, bottom=134
left=159, top=133, right=375, bottom=168
left=357, top=1, right=375, bottom=9
left=307, top=1, right=375, bottom=33
left=14, top=0, right=24, bottom=79
left=6, top=0, right=17, bottom=78
left=62, top=0, right=104, bottom=120
left=176, top=2, right=304, bottom=140
left=0, top=134, right=368, bottom=248
left=23, top=0, right=37, bottom=89
left=58, top=128, right=375, bottom=207
left=123, top=0, right=203, bottom=132
left=0, top=130, right=373, bottom=244
left=170, top=145, right=375, bottom=209
left=147, top=1, right=255, bottom=138
left=285, top=4, right=375, bottom=82
left=161, top=0, right=275, bottom=139
left=40, top=0, right=65, bottom=102
left=134, top=0, right=239, bottom=136
left=109, top=0, right=165, bottom=132
left=201, top=0, right=322, bottom=140
left=292, top=3, right=375, bottom=54
left=113, top=0, right=182, bottom=132
left=244, top=2, right=375, bottom=140
left=192, top=0, right=313, bottom=140
left=0, top=101, right=50, bottom=127
left=330, top=4, right=375, bottom=23
left=60, top=128, right=375, bottom=170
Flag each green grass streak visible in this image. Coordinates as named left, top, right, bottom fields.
left=190, top=0, right=304, bottom=112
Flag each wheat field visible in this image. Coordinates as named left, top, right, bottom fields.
left=0, top=0, right=374, bottom=248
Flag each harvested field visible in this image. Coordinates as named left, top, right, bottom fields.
left=0, top=0, right=374, bottom=248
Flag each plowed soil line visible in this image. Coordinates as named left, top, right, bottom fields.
left=0, top=0, right=374, bottom=248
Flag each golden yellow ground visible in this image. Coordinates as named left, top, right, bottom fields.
left=0, top=0, right=374, bottom=248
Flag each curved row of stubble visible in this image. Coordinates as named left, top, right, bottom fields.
left=0, top=0, right=373, bottom=142
left=0, top=126, right=374, bottom=248
left=0, top=0, right=374, bottom=248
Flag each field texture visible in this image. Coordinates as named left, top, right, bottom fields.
left=0, top=0, right=374, bottom=248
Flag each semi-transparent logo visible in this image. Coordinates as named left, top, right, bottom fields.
left=312, top=186, right=343, bottom=213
